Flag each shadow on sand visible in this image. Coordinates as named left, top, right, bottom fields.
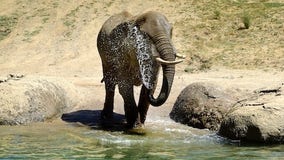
left=61, top=110, right=127, bottom=132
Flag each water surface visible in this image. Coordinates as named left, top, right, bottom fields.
left=0, top=112, right=283, bottom=159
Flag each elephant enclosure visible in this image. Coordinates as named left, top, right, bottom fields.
left=0, top=0, right=283, bottom=125
left=1, top=1, right=284, bottom=158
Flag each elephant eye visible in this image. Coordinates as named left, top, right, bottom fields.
left=170, top=27, right=173, bottom=38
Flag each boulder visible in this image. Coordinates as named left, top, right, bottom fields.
left=0, top=75, right=78, bottom=125
left=219, top=85, right=284, bottom=143
left=170, top=82, right=239, bottom=131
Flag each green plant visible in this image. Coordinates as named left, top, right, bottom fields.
left=22, top=27, right=42, bottom=42
left=213, top=10, right=221, bottom=20
left=264, top=3, right=284, bottom=8
left=241, top=13, right=251, bottom=29
left=0, top=16, right=18, bottom=41
left=42, top=17, right=49, bottom=23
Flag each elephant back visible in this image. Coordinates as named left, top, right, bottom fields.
left=100, top=11, right=133, bottom=36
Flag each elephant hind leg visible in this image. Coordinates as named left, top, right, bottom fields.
left=118, top=82, right=141, bottom=128
left=101, top=81, right=116, bottom=120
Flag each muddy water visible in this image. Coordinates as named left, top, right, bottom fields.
left=0, top=116, right=283, bottom=159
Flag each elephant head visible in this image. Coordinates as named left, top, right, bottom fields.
left=134, top=11, right=183, bottom=106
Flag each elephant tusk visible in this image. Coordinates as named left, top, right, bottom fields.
left=175, top=53, right=186, bottom=59
left=156, top=57, right=183, bottom=65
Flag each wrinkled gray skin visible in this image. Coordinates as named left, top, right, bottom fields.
left=97, top=11, right=177, bottom=128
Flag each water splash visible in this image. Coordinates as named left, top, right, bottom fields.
left=1, top=121, right=284, bottom=159
left=128, top=24, right=154, bottom=90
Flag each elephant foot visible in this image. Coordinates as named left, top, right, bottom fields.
left=125, top=121, right=146, bottom=135
left=126, top=123, right=146, bottom=135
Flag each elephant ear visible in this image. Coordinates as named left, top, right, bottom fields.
left=129, top=24, right=155, bottom=90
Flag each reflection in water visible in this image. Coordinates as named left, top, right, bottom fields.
left=0, top=110, right=283, bottom=159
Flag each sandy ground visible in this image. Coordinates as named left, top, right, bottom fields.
left=65, top=68, right=284, bottom=121
left=0, top=0, right=283, bottom=122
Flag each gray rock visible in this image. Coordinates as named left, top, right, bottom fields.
left=0, top=76, right=78, bottom=125
left=170, top=82, right=239, bottom=131
left=219, top=85, right=284, bottom=143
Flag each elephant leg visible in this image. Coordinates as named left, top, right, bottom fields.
left=101, top=81, right=115, bottom=119
left=118, top=83, right=141, bottom=128
left=138, top=85, right=150, bottom=124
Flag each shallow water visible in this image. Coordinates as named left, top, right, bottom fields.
left=0, top=117, right=283, bottom=160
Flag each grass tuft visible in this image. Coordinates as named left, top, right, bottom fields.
left=241, top=13, right=251, bottom=29
left=0, top=16, right=18, bottom=41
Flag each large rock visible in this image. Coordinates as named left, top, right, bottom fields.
left=219, top=85, right=284, bottom=143
left=170, top=82, right=239, bottom=131
left=0, top=75, right=78, bottom=125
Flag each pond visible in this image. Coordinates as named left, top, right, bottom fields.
left=0, top=110, right=283, bottom=159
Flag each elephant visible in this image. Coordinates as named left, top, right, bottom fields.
left=97, top=11, right=185, bottom=129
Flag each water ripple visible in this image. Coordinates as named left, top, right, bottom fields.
left=0, top=121, right=283, bottom=159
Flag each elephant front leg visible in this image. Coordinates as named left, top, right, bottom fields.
left=118, top=83, right=141, bottom=128
left=101, top=82, right=115, bottom=120
left=138, top=85, right=150, bottom=124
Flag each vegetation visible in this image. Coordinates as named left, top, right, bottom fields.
left=173, top=1, right=284, bottom=71
left=0, top=0, right=283, bottom=71
left=22, top=27, right=42, bottom=42
left=0, top=16, right=17, bottom=41
left=241, top=13, right=251, bottom=29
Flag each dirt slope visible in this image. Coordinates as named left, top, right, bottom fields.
left=1, top=0, right=284, bottom=75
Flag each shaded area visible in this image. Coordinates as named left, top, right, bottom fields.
left=61, top=110, right=127, bottom=132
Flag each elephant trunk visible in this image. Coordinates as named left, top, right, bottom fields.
left=148, top=33, right=176, bottom=106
